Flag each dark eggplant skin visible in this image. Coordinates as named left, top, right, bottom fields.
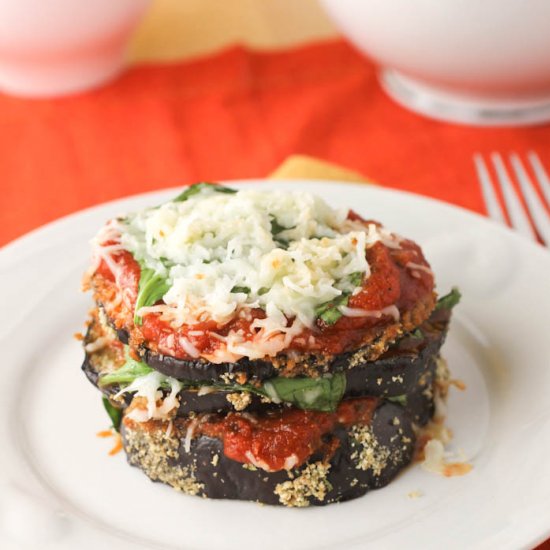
left=83, top=307, right=444, bottom=420
left=82, top=331, right=437, bottom=422
left=120, top=401, right=416, bottom=506
left=108, top=307, right=451, bottom=384
left=144, top=347, right=277, bottom=383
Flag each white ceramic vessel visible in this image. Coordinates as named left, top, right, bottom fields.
left=0, top=0, right=150, bottom=98
left=320, top=0, right=550, bottom=126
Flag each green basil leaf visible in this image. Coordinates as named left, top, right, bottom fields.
left=99, top=351, right=153, bottom=387
left=410, top=328, right=424, bottom=340
left=231, top=286, right=250, bottom=294
left=270, top=217, right=294, bottom=236
left=100, top=349, right=346, bottom=412
left=315, top=272, right=365, bottom=325
left=273, top=238, right=289, bottom=250
left=315, top=294, right=350, bottom=325
left=159, top=256, right=175, bottom=269
left=102, top=397, right=122, bottom=432
left=134, top=267, right=171, bottom=325
left=269, top=216, right=295, bottom=249
left=435, top=287, right=461, bottom=311
left=172, top=182, right=237, bottom=202
left=387, top=394, right=407, bottom=406
left=348, top=271, right=364, bottom=287
left=263, top=373, right=346, bottom=412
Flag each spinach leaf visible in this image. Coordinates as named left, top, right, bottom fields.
left=134, top=266, right=171, bottom=325
left=315, top=272, right=364, bottom=325
left=262, top=373, right=346, bottom=412
left=435, top=287, right=461, bottom=311
left=102, top=397, right=122, bottom=432
left=99, top=351, right=153, bottom=387
left=172, top=182, right=237, bottom=202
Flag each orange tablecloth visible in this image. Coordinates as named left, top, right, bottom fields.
left=2, top=38, right=550, bottom=247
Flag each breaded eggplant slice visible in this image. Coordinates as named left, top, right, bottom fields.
left=92, top=265, right=436, bottom=380
left=84, top=348, right=435, bottom=425
left=100, top=299, right=448, bottom=385
left=82, top=309, right=445, bottom=420
left=120, top=400, right=415, bottom=506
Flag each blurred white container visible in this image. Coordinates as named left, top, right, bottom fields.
left=0, top=0, right=150, bottom=98
left=319, top=0, right=550, bottom=126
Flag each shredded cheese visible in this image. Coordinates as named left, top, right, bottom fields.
left=119, top=371, right=182, bottom=422
left=184, top=417, right=199, bottom=453
left=337, top=304, right=400, bottom=321
left=94, top=187, right=405, bottom=361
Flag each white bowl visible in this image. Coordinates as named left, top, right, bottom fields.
left=320, top=0, right=550, bottom=126
left=0, top=0, right=150, bottom=98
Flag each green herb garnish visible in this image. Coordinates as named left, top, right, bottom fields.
left=435, top=287, right=461, bottom=311
left=410, top=328, right=424, bottom=340
left=99, top=355, right=347, bottom=412
left=134, top=266, right=171, bottom=325
left=315, top=272, right=364, bottom=325
left=231, top=286, right=250, bottom=294
left=159, top=256, right=175, bottom=269
left=172, top=182, right=237, bottom=202
left=102, top=397, right=122, bottom=432
left=348, top=272, right=363, bottom=287
left=270, top=217, right=293, bottom=236
left=315, top=294, right=351, bottom=325
left=99, top=350, right=153, bottom=387
left=387, top=394, right=407, bottom=406
left=262, top=373, right=346, bottom=412
left=269, top=216, right=295, bottom=249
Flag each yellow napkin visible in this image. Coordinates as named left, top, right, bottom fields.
left=129, top=0, right=336, bottom=63
left=269, top=155, right=369, bottom=183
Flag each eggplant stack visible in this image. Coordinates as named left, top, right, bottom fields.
left=81, top=183, right=459, bottom=507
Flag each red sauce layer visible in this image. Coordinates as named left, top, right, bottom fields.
left=198, top=397, right=379, bottom=471
left=93, top=214, right=434, bottom=359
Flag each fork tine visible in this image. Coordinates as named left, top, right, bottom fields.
left=490, top=153, right=537, bottom=241
left=473, top=153, right=506, bottom=224
left=510, top=153, right=550, bottom=246
left=527, top=151, right=550, bottom=207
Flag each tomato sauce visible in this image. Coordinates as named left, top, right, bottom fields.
left=198, top=397, right=379, bottom=471
left=93, top=218, right=434, bottom=359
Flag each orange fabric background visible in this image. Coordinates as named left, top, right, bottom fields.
left=2, top=38, right=550, bottom=247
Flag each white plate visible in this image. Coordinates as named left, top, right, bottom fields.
left=1, top=181, right=549, bottom=550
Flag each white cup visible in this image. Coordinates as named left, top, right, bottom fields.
left=320, top=0, right=550, bottom=126
left=0, top=0, right=150, bottom=98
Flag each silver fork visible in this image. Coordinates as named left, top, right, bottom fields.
left=473, top=151, right=550, bottom=246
